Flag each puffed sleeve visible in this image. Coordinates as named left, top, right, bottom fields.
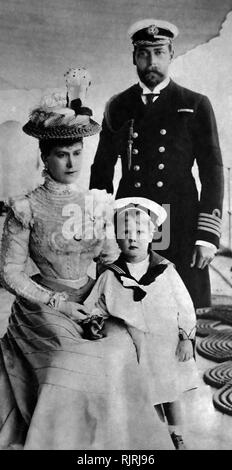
left=0, top=197, right=54, bottom=304
left=166, top=264, right=196, bottom=340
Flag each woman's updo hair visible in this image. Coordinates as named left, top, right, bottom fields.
left=39, top=137, right=83, bottom=158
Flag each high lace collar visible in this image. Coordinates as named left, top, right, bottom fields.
left=43, top=170, right=80, bottom=195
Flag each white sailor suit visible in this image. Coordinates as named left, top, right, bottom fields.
left=84, top=251, right=199, bottom=404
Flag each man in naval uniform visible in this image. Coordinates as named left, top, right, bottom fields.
left=89, top=19, right=224, bottom=309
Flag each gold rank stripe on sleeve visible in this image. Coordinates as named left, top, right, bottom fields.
left=197, top=225, right=221, bottom=237
left=197, top=212, right=222, bottom=237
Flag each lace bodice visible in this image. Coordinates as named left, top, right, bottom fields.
left=30, top=175, right=106, bottom=279
left=0, top=174, right=117, bottom=304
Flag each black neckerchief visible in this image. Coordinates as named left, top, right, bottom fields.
left=106, top=251, right=168, bottom=301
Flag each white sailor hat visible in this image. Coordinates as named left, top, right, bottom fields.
left=128, top=19, right=179, bottom=47
left=114, top=197, right=167, bottom=227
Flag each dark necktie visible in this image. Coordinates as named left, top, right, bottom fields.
left=145, top=93, right=159, bottom=106
left=146, top=93, right=154, bottom=105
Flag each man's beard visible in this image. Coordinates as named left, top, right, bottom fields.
left=137, top=67, right=165, bottom=88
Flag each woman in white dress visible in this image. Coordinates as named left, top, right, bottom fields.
left=0, top=70, right=173, bottom=450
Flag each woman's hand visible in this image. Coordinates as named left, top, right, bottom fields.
left=58, top=299, right=90, bottom=322
left=175, top=339, right=193, bottom=362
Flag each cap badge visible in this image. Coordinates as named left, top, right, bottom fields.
left=147, top=25, right=159, bottom=36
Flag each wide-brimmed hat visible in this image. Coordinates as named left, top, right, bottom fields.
left=23, top=67, right=101, bottom=140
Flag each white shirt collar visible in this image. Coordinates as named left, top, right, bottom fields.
left=126, top=255, right=150, bottom=281
left=139, top=76, right=170, bottom=95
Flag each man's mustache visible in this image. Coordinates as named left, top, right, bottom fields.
left=145, top=68, right=162, bottom=76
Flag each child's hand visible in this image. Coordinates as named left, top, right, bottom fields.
left=176, top=339, right=193, bottom=362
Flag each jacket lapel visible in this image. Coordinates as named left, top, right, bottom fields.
left=112, top=80, right=180, bottom=132
left=137, top=80, right=178, bottom=131
left=125, top=84, right=146, bottom=122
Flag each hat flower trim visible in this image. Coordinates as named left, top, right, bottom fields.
left=29, top=93, right=91, bottom=128
left=23, top=67, right=101, bottom=139
left=84, top=189, right=115, bottom=240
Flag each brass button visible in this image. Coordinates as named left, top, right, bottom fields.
left=157, top=181, right=163, bottom=188
left=160, top=129, right=167, bottom=135
left=158, top=163, right=165, bottom=170
left=134, top=182, right=141, bottom=188
left=132, top=149, right=139, bottom=155
left=133, top=165, right=140, bottom=171
left=158, top=146, right=165, bottom=153
left=133, top=132, right=138, bottom=138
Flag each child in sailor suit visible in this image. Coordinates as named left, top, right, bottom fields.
left=84, top=197, right=199, bottom=449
